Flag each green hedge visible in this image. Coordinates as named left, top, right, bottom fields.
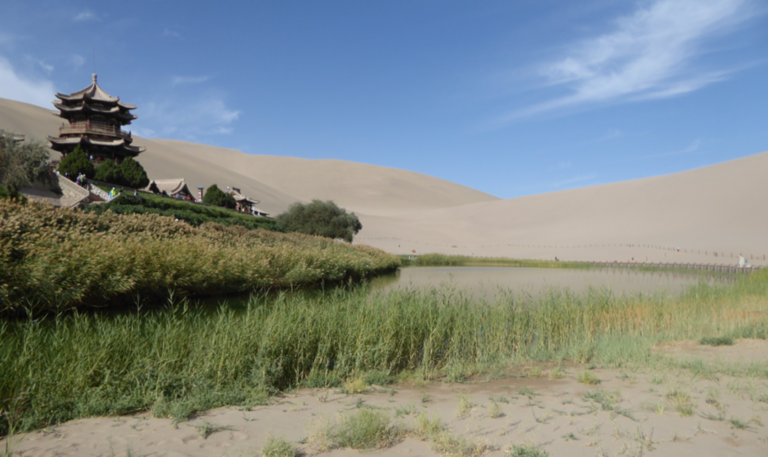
left=83, top=194, right=280, bottom=232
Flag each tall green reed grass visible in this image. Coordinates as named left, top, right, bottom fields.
left=2, top=270, right=767, bottom=435
left=408, top=253, right=591, bottom=269
left=0, top=200, right=399, bottom=314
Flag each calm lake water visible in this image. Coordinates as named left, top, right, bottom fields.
left=365, top=266, right=731, bottom=301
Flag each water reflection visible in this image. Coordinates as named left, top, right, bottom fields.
left=366, top=266, right=731, bottom=301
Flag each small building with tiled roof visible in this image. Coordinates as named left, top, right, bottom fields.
left=146, top=179, right=192, bottom=198
left=228, top=187, right=268, bottom=216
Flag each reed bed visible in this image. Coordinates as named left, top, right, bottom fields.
left=0, top=200, right=400, bottom=314
left=408, top=253, right=590, bottom=269
left=2, top=270, right=767, bottom=434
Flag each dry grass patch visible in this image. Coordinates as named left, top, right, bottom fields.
left=455, top=394, right=474, bottom=418
left=261, top=433, right=298, bottom=457
left=666, top=388, right=695, bottom=417
left=415, top=413, right=493, bottom=457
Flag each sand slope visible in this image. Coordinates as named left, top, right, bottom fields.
left=2, top=96, right=767, bottom=264
left=0, top=98, right=498, bottom=216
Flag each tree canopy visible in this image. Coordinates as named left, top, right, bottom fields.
left=0, top=131, right=53, bottom=195
left=94, top=159, right=125, bottom=186
left=120, top=157, right=150, bottom=188
left=203, top=184, right=236, bottom=208
left=57, top=145, right=94, bottom=179
left=276, top=199, right=362, bottom=243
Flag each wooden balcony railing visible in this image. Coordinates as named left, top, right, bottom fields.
left=59, top=122, right=130, bottom=139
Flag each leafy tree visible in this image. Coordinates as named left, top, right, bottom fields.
left=120, top=157, right=149, bottom=188
left=203, top=184, right=236, bottom=208
left=57, top=145, right=94, bottom=179
left=276, top=199, right=362, bottom=243
left=0, top=131, right=53, bottom=195
left=94, top=159, right=126, bottom=186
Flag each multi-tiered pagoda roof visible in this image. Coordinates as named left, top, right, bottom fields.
left=48, top=74, right=144, bottom=159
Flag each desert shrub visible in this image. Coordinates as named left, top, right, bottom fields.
left=203, top=183, right=236, bottom=208
left=119, top=157, right=149, bottom=188
left=699, top=336, right=734, bottom=346
left=317, top=409, right=401, bottom=450
left=94, top=159, right=126, bottom=186
left=57, top=145, right=94, bottom=179
left=276, top=199, right=362, bottom=243
left=0, top=131, right=53, bottom=193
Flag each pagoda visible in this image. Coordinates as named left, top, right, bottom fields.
left=48, top=74, right=144, bottom=161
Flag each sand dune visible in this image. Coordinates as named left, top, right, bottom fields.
left=2, top=97, right=766, bottom=264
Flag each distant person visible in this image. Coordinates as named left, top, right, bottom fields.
left=554, top=257, right=559, bottom=262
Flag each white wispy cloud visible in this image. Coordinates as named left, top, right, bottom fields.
left=25, top=56, right=53, bottom=75
left=510, top=0, right=753, bottom=119
left=74, top=10, right=98, bottom=22
left=0, top=56, right=56, bottom=108
left=163, top=28, right=181, bottom=39
left=137, top=96, right=240, bottom=139
left=171, top=75, right=209, bottom=86
left=632, top=139, right=703, bottom=160
left=71, top=54, right=85, bottom=69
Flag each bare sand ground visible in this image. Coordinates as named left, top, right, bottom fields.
left=4, top=341, right=768, bottom=457
left=2, top=97, right=767, bottom=265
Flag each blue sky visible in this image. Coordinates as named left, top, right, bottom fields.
left=1, top=0, right=766, bottom=198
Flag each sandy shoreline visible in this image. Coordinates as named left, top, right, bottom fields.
left=4, top=341, right=767, bottom=457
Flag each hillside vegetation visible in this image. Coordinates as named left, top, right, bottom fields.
left=0, top=200, right=400, bottom=314
left=83, top=193, right=280, bottom=232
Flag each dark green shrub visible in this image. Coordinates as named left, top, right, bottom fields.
left=94, top=159, right=126, bottom=186
left=120, top=157, right=149, bottom=188
left=276, top=200, right=362, bottom=243
left=203, top=184, right=236, bottom=208
left=0, top=184, right=10, bottom=199
left=698, top=336, right=734, bottom=346
left=57, top=145, right=94, bottom=179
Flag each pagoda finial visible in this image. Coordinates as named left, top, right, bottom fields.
left=92, top=73, right=97, bottom=83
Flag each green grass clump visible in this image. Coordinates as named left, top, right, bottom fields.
left=699, top=336, right=735, bottom=346
left=0, top=200, right=400, bottom=313
left=431, top=432, right=492, bottom=457
left=488, top=400, right=503, bottom=418
left=316, top=409, right=402, bottom=450
left=509, top=443, right=549, bottom=457
left=192, top=420, right=235, bottom=439
left=577, top=370, right=601, bottom=385
left=262, top=433, right=297, bottom=457
left=455, top=394, right=473, bottom=418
